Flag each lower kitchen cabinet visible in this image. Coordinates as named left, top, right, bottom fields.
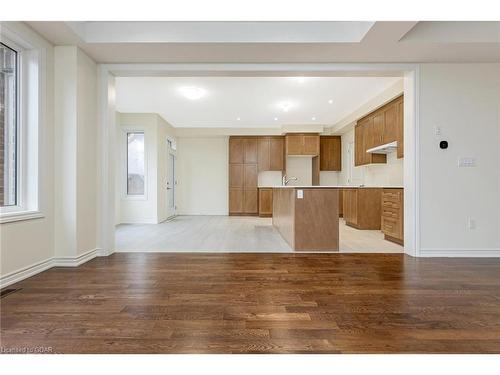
left=381, top=188, right=404, bottom=245
left=258, top=188, right=273, bottom=217
left=343, top=188, right=382, bottom=229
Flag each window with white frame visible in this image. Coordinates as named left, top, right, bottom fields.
left=0, top=27, right=42, bottom=223
left=126, top=132, right=145, bottom=196
left=1, top=42, right=18, bottom=208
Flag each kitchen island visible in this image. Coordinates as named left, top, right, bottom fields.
left=272, top=186, right=340, bottom=251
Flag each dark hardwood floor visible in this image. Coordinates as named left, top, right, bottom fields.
left=1, top=253, right=500, bottom=353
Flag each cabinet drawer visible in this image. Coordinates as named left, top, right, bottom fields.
left=382, top=207, right=399, bottom=219
left=382, top=217, right=400, bottom=237
left=382, top=200, right=400, bottom=210
left=382, top=190, right=401, bottom=203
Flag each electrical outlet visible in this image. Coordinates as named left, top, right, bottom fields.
left=468, top=217, right=476, bottom=230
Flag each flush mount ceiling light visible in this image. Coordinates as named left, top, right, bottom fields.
left=178, top=86, right=206, bottom=100
left=274, top=117, right=278, bottom=121
left=328, top=99, right=333, bottom=104
left=311, top=116, right=317, bottom=121
left=278, top=101, right=293, bottom=112
left=236, top=117, right=241, bottom=121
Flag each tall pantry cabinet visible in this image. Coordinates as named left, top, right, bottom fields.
left=229, top=137, right=259, bottom=215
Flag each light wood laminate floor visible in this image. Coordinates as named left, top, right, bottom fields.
left=115, top=216, right=403, bottom=253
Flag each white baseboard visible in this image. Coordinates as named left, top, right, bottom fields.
left=0, top=248, right=101, bottom=288
left=419, top=249, right=500, bottom=257
left=53, top=248, right=100, bottom=267
left=0, top=258, right=54, bottom=289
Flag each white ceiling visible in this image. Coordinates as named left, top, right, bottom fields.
left=115, top=76, right=402, bottom=128
left=26, top=21, right=500, bottom=63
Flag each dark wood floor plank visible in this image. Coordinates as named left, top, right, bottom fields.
left=1, top=253, right=500, bottom=353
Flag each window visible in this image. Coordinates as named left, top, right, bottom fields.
left=0, top=42, right=18, bottom=207
left=127, top=132, right=145, bottom=196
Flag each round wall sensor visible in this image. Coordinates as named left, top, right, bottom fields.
left=439, top=140, right=449, bottom=149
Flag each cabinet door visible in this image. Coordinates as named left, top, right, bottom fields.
left=229, top=137, right=244, bottom=163
left=258, top=137, right=270, bottom=172
left=354, top=123, right=365, bottom=166
left=372, top=112, right=385, bottom=147
left=229, top=164, right=243, bottom=188
left=243, top=164, right=258, bottom=188
left=244, top=138, right=258, bottom=164
left=303, top=135, right=320, bottom=155
left=397, top=97, right=404, bottom=159
left=259, top=188, right=273, bottom=216
left=320, top=136, right=341, bottom=171
left=383, top=103, right=398, bottom=144
left=269, top=137, right=284, bottom=171
left=229, top=188, right=243, bottom=214
left=286, top=134, right=303, bottom=156
left=349, top=189, right=358, bottom=225
left=243, top=189, right=258, bottom=214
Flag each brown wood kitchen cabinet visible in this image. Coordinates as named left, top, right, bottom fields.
left=343, top=188, right=382, bottom=229
left=381, top=188, right=404, bottom=245
left=229, top=136, right=258, bottom=215
left=354, top=95, right=404, bottom=166
left=258, top=136, right=284, bottom=172
left=258, top=188, right=273, bottom=217
left=285, top=133, right=319, bottom=156
left=319, top=136, right=341, bottom=171
left=355, top=119, right=386, bottom=166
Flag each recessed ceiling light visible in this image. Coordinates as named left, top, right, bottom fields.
left=312, top=117, right=316, bottom=121
left=294, top=77, right=307, bottom=83
left=274, top=117, right=278, bottom=121
left=278, top=101, right=293, bottom=112
left=179, top=86, right=206, bottom=100
left=328, top=99, right=333, bottom=104
left=236, top=117, right=241, bottom=121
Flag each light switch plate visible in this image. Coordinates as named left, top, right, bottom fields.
left=297, top=190, right=303, bottom=199
left=458, top=157, right=476, bottom=167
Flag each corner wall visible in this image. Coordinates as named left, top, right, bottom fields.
left=418, top=63, right=500, bottom=255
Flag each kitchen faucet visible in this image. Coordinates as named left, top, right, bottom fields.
left=282, top=175, right=298, bottom=186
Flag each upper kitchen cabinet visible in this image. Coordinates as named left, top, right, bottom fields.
left=229, top=137, right=244, bottom=163
left=354, top=94, right=404, bottom=166
left=383, top=100, right=398, bottom=144
left=244, top=138, right=258, bottom=164
left=319, top=136, right=341, bottom=171
left=355, top=118, right=386, bottom=166
left=258, top=136, right=284, bottom=172
left=396, top=96, right=404, bottom=159
left=285, top=133, right=320, bottom=156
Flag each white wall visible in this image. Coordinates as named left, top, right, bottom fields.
left=76, top=49, right=98, bottom=256
left=418, top=63, right=500, bottom=254
left=0, top=23, right=55, bottom=279
left=286, top=157, right=312, bottom=186
left=54, top=46, right=98, bottom=258
left=116, top=113, right=159, bottom=224
left=115, top=113, right=177, bottom=224
left=177, top=137, right=228, bottom=215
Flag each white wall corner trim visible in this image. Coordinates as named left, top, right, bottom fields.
left=419, top=249, right=500, bottom=257
left=0, top=248, right=101, bottom=288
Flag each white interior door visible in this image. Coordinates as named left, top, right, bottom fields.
left=166, top=152, right=176, bottom=218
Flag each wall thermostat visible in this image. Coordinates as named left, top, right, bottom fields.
left=439, top=140, right=448, bottom=149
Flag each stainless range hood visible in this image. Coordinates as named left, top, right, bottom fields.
left=366, top=141, right=398, bottom=154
